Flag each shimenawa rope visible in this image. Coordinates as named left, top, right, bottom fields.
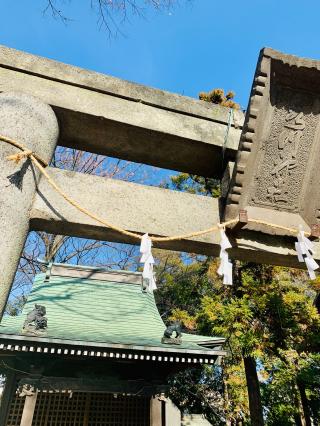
left=1, top=135, right=308, bottom=241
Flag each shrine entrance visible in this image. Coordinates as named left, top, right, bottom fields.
left=0, top=264, right=223, bottom=426
left=7, top=392, right=151, bottom=426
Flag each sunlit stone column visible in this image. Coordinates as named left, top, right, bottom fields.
left=0, top=92, right=59, bottom=318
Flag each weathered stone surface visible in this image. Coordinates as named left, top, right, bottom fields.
left=0, top=45, right=244, bottom=125
left=0, top=45, right=243, bottom=178
left=30, top=167, right=221, bottom=255
left=30, top=167, right=320, bottom=268
left=225, top=48, right=320, bottom=236
left=0, top=92, right=59, bottom=316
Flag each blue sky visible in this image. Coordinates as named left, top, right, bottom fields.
left=1, top=1, right=320, bottom=109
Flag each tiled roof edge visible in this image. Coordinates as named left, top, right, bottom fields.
left=0, top=334, right=225, bottom=356
left=0, top=335, right=227, bottom=364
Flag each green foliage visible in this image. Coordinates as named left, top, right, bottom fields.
left=298, top=353, right=320, bottom=421
left=261, top=353, right=320, bottom=425
left=199, top=88, right=240, bottom=110
left=158, top=158, right=320, bottom=423
left=167, top=173, right=221, bottom=197
left=168, top=366, right=226, bottom=425
left=156, top=246, right=320, bottom=423
left=155, top=250, right=215, bottom=325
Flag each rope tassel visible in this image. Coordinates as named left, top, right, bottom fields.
left=140, top=233, right=157, bottom=292
left=295, top=227, right=319, bottom=279
left=217, top=228, right=233, bottom=286
left=7, top=150, right=33, bottom=164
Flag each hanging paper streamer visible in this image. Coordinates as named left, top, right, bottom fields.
left=217, top=228, right=233, bottom=286
left=140, top=233, right=157, bottom=292
left=295, top=227, right=319, bottom=279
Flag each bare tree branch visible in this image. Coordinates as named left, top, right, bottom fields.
left=8, top=147, right=157, bottom=312
left=43, top=0, right=184, bottom=37
left=43, top=0, right=71, bottom=24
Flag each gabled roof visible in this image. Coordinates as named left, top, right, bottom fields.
left=0, top=264, right=226, bottom=364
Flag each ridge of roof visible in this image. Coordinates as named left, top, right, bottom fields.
left=42, top=262, right=143, bottom=285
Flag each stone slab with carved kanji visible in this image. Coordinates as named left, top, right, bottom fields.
left=225, top=48, right=320, bottom=237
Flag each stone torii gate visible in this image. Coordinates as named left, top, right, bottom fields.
left=1, top=45, right=320, bottom=319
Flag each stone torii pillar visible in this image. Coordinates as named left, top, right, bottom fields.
left=0, top=92, right=59, bottom=317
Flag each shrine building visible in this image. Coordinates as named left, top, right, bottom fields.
left=0, top=263, right=226, bottom=426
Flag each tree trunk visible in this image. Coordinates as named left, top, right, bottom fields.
left=293, top=385, right=304, bottom=426
left=296, top=381, right=311, bottom=426
left=222, top=361, right=231, bottom=426
left=243, top=355, right=264, bottom=426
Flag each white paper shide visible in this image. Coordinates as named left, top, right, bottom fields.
left=217, top=228, right=233, bottom=286
left=295, top=227, right=319, bottom=279
left=140, top=233, right=157, bottom=292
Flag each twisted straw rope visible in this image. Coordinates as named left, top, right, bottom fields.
left=1, top=135, right=306, bottom=242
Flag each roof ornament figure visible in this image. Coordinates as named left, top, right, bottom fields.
left=22, top=304, right=47, bottom=335
left=217, top=228, right=233, bottom=285
left=161, top=322, right=182, bottom=345
left=140, top=233, right=157, bottom=292
left=295, top=226, right=319, bottom=279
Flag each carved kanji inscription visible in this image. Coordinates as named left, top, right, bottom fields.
left=225, top=48, right=320, bottom=236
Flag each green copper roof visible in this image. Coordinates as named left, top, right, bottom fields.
left=0, top=264, right=224, bottom=354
